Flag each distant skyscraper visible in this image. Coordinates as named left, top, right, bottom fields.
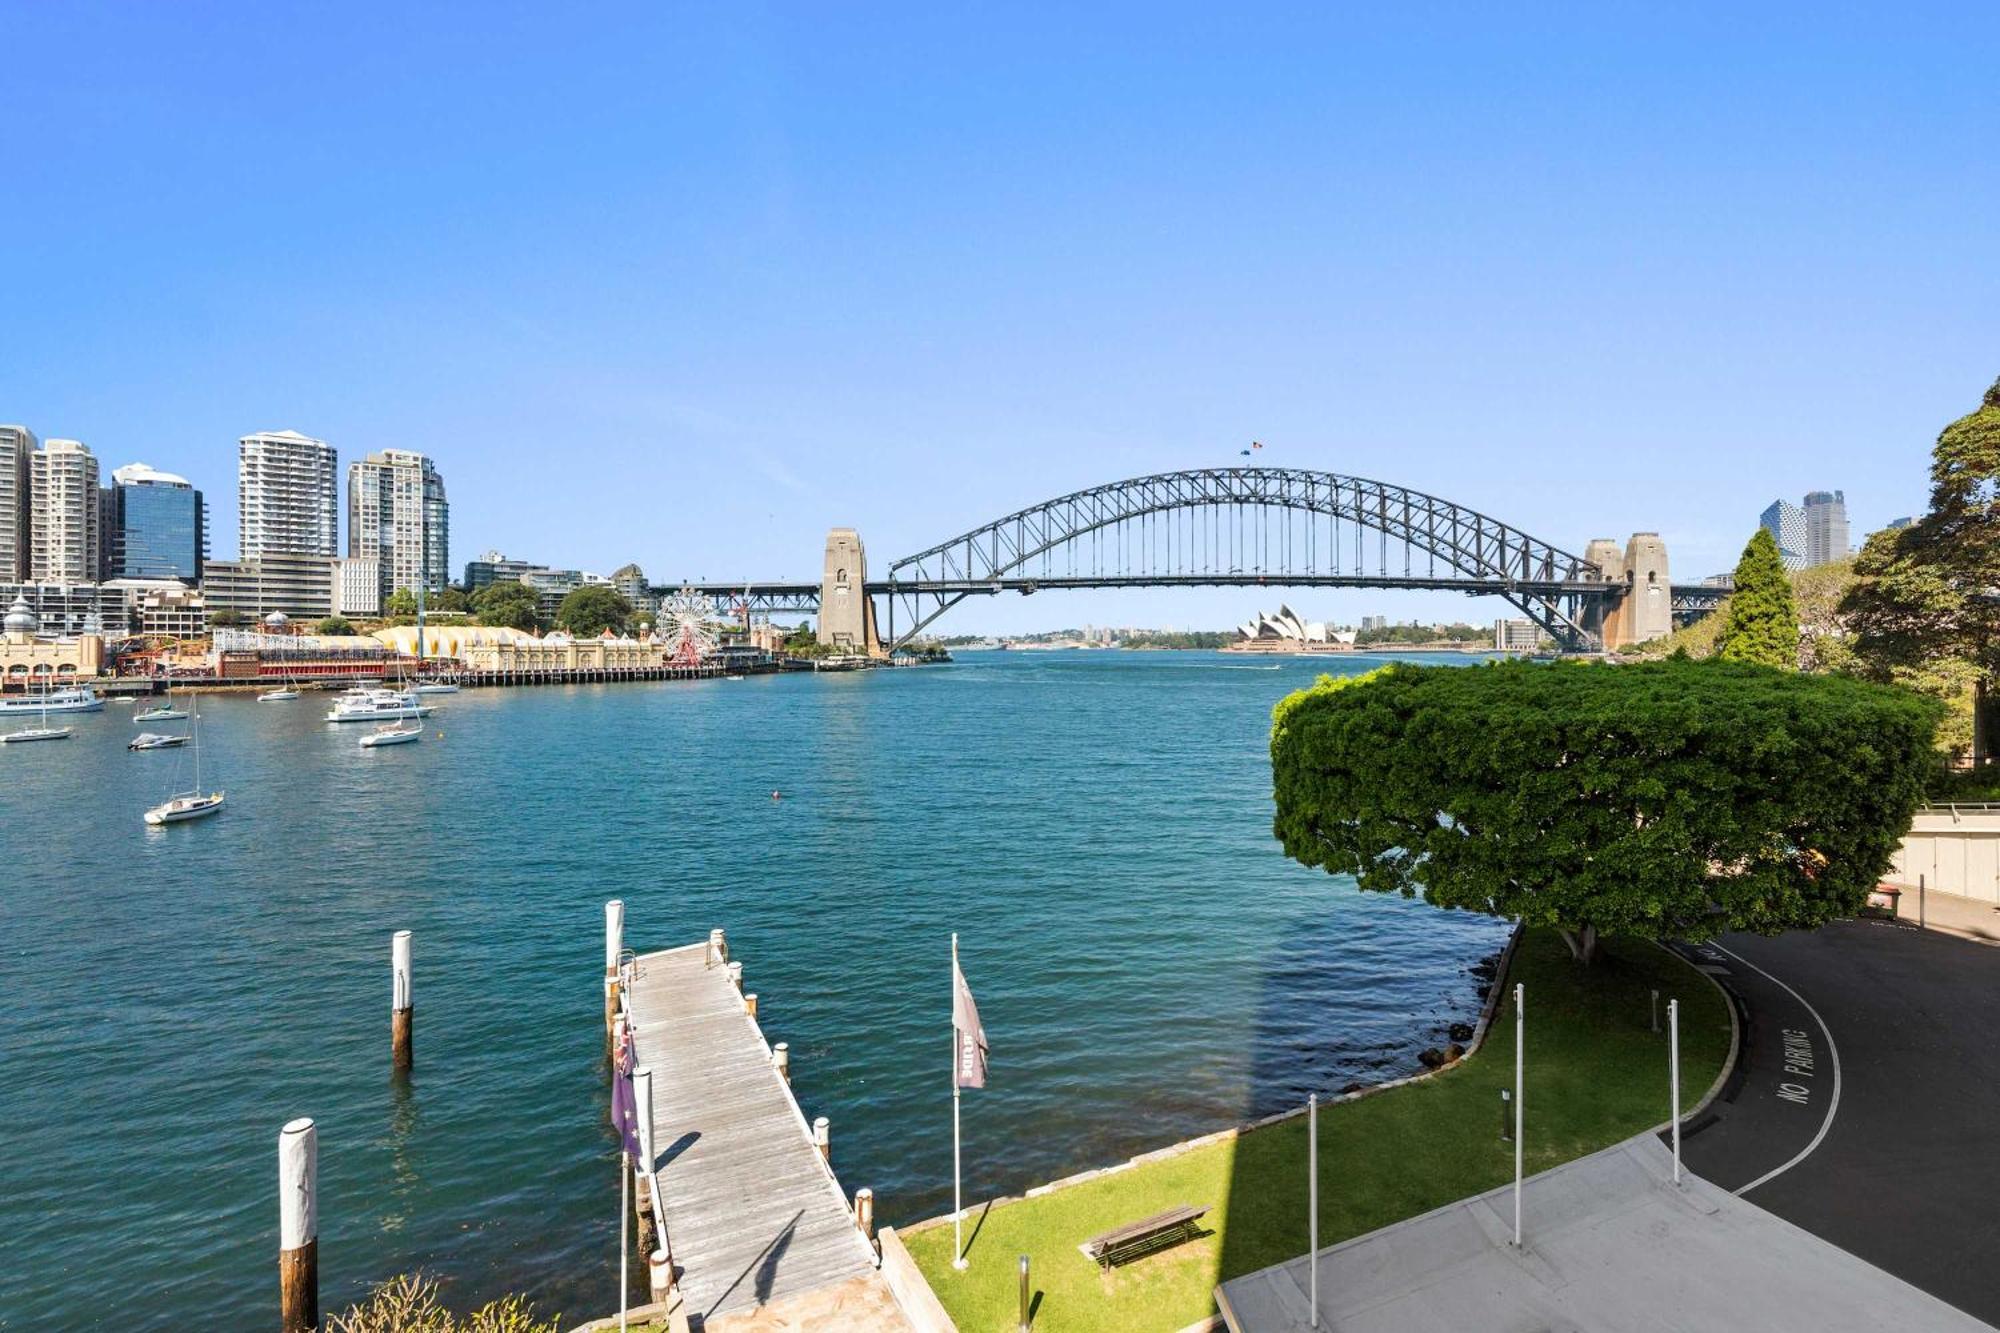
left=105, top=463, right=205, bottom=582
left=1759, top=498, right=1808, bottom=571
left=29, top=438, right=101, bottom=582
left=0, top=424, right=32, bottom=581
left=348, top=449, right=449, bottom=598
left=1803, top=490, right=1849, bottom=566
left=239, top=430, right=337, bottom=560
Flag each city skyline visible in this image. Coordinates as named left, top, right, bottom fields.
left=5, top=7, right=1994, bottom=632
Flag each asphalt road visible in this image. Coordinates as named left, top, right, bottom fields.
left=1670, top=921, right=2000, bottom=1327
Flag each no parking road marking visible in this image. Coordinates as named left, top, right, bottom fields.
left=1711, top=942, right=1842, bottom=1195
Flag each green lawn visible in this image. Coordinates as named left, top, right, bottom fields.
left=900, top=928, right=1732, bottom=1333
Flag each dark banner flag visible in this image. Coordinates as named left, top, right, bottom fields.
left=953, top=954, right=988, bottom=1090
left=611, top=1025, right=641, bottom=1158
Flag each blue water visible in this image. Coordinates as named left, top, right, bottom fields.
left=0, top=651, right=1506, bottom=1329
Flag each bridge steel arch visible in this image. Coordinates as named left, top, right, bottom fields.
left=881, top=467, right=1616, bottom=652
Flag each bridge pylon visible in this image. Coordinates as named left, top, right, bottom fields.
left=818, top=527, right=883, bottom=656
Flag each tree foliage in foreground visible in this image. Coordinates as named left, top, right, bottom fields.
left=323, top=1273, right=559, bottom=1333
left=1270, top=660, right=1939, bottom=962
left=1715, top=527, right=1799, bottom=669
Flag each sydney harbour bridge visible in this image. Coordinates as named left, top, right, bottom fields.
left=675, top=467, right=1718, bottom=654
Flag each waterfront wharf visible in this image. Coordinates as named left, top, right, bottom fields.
left=623, top=939, right=877, bottom=1324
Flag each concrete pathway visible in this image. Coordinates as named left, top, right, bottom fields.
left=1214, top=1136, right=1989, bottom=1332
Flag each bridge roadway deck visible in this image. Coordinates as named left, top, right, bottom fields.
left=626, top=942, right=876, bottom=1324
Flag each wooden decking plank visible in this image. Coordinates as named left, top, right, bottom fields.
left=623, top=944, right=874, bottom=1320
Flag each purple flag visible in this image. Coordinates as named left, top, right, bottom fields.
left=610, top=1027, right=642, bottom=1158
left=953, top=956, right=988, bottom=1090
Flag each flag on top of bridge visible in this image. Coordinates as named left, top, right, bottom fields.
left=953, top=946, right=988, bottom=1090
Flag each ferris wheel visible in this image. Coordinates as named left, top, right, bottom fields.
left=659, top=589, right=719, bottom=667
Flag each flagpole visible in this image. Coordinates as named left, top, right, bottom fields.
left=619, top=1145, right=630, bottom=1333
left=952, top=932, right=967, bottom=1270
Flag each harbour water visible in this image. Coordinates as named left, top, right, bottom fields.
left=0, top=650, right=1507, bottom=1329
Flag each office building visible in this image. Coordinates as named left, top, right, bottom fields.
left=0, top=425, right=31, bottom=581
left=1494, top=618, right=1542, bottom=652
left=1803, top=490, right=1849, bottom=566
left=201, top=554, right=336, bottom=622
left=333, top=556, right=382, bottom=618
left=239, top=430, right=337, bottom=559
left=1359, top=615, right=1388, bottom=632
left=29, top=438, right=101, bottom=582
left=1759, top=498, right=1807, bottom=571
left=611, top=563, right=657, bottom=616
left=1760, top=491, right=1850, bottom=570
left=119, top=580, right=209, bottom=639
left=348, top=449, right=449, bottom=599
left=104, top=463, right=206, bottom=583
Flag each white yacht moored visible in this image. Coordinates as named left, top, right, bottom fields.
left=143, top=701, right=222, bottom=826
left=325, top=689, right=434, bottom=723
left=2, top=726, right=71, bottom=743
left=257, top=687, right=300, bottom=702
left=130, top=732, right=189, bottom=751
left=359, top=721, right=424, bottom=747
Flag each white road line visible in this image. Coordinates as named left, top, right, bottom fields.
left=1711, top=941, right=1842, bottom=1196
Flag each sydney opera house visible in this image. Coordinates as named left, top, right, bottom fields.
left=1228, top=604, right=1358, bottom=652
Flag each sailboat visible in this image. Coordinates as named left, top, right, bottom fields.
left=134, top=686, right=189, bottom=723
left=407, top=586, right=459, bottom=693
left=359, top=720, right=424, bottom=747
left=2, top=686, right=73, bottom=743
left=143, top=700, right=224, bottom=824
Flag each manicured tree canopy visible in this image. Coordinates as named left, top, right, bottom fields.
left=1716, top=527, right=1799, bottom=668
left=1270, top=659, right=1939, bottom=962
left=555, top=584, right=632, bottom=637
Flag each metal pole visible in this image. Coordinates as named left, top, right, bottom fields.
left=1512, top=982, right=1524, bottom=1247
left=1018, top=1254, right=1030, bottom=1331
left=953, top=933, right=966, bottom=1270
left=619, top=1147, right=629, bottom=1333
left=1669, top=998, right=1682, bottom=1185
left=1921, top=872, right=1927, bottom=930
left=1308, top=1093, right=1320, bottom=1327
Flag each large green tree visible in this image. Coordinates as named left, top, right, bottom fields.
left=555, top=584, right=632, bottom=637
left=1843, top=376, right=2000, bottom=757
left=1715, top=527, right=1799, bottom=668
left=384, top=588, right=419, bottom=617
left=315, top=616, right=355, bottom=637
left=1271, top=660, right=1939, bottom=963
left=472, top=580, right=542, bottom=632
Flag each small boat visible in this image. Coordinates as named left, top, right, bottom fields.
left=145, top=791, right=225, bottom=824
left=412, top=679, right=460, bottom=694
left=725, top=674, right=746, bottom=681
left=326, top=691, right=434, bottom=723
left=359, top=722, right=424, bottom=748
left=143, top=702, right=223, bottom=826
left=130, top=732, right=189, bottom=751
left=134, top=697, right=189, bottom=722
left=2, top=727, right=71, bottom=743
left=257, top=687, right=300, bottom=702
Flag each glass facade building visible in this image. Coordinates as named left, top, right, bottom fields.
left=106, top=464, right=205, bottom=582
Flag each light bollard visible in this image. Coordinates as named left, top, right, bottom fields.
left=1669, top=998, right=1682, bottom=1185
left=1018, top=1254, right=1031, bottom=1332
left=772, top=1041, right=790, bottom=1083
left=814, top=1115, right=830, bottom=1162
left=1308, top=1092, right=1320, bottom=1327
left=1512, top=982, right=1525, bottom=1247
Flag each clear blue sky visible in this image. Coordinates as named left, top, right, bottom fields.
left=4, top=4, right=1995, bottom=632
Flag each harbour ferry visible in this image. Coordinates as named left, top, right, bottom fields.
left=0, top=685, right=103, bottom=714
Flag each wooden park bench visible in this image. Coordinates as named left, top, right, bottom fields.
left=1082, top=1204, right=1210, bottom=1270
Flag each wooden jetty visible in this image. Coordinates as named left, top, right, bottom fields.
left=623, top=939, right=878, bottom=1325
